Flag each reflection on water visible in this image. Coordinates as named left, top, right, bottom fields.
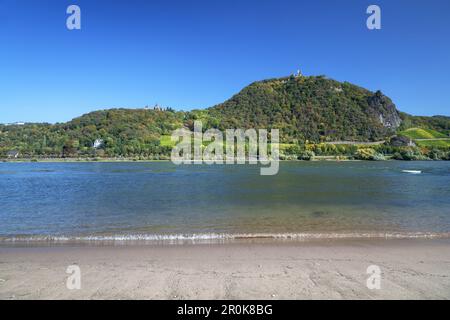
left=0, top=161, right=450, bottom=241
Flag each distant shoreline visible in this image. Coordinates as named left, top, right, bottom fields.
left=1, top=157, right=448, bottom=163
left=0, top=158, right=171, bottom=163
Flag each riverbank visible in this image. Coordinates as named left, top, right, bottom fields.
left=0, top=158, right=171, bottom=163
left=2, top=157, right=449, bottom=163
left=1, top=239, right=449, bottom=299
left=0, top=157, right=362, bottom=163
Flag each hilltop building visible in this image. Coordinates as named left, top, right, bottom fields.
left=3, top=122, right=25, bottom=126
left=144, top=103, right=171, bottom=111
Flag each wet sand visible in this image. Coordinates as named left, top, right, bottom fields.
left=1, top=239, right=449, bottom=299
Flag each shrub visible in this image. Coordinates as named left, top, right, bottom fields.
left=354, top=148, right=385, bottom=161
left=298, top=150, right=315, bottom=161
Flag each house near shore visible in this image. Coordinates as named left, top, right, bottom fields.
left=7, top=150, right=19, bottom=158
left=93, top=139, right=104, bottom=149
left=390, top=136, right=416, bottom=147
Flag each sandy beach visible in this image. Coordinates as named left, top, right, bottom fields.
left=1, top=239, right=450, bottom=300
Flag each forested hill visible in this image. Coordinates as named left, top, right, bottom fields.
left=1, top=74, right=449, bottom=159
left=208, top=75, right=402, bottom=142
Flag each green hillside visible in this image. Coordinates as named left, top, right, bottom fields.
left=398, top=127, right=450, bottom=148
left=1, top=74, right=450, bottom=160
left=416, top=140, right=450, bottom=148
left=0, top=109, right=185, bottom=158
left=399, top=113, right=450, bottom=135
left=399, top=128, right=448, bottom=139
left=208, top=75, right=401, bottom=142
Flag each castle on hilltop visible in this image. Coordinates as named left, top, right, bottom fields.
left=144, top=103, right=172, bottom=111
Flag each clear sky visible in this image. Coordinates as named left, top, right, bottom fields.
left=0, top=0, right=449, bottom=123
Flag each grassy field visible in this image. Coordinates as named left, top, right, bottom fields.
left=416, top=139, right=450, bottom=148
left=399, top=127, right=448, bottom=139
left=159, top=135, right=175, bottom=147
left=397, top=127, right=450, bottom=148
left=160, top=132, right=450, bottom=152
left=160, top=135, right=218, bottom=148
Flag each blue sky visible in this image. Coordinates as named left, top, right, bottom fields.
left=0, top=0, right=449, bottom=123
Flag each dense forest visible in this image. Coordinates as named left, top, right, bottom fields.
left=0, top=109, right=185, bottom=159
left=1, top=75, right=450, bottom=160
left=208, top=75, right=402, bottom=142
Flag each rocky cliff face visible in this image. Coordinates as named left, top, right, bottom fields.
left=368, top=91, right=402, bottom=129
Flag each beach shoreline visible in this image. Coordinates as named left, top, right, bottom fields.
left=1, top=239, right=449, bottom=300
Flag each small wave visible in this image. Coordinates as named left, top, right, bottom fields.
left=1, top=232, right=449, bottom=244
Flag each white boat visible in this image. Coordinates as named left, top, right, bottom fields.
left=402, top=170, right=422, bottom=174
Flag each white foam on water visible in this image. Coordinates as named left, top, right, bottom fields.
left=402, top=170, right=422, bottom=174
left=1, top=231, right=449, bottom=244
